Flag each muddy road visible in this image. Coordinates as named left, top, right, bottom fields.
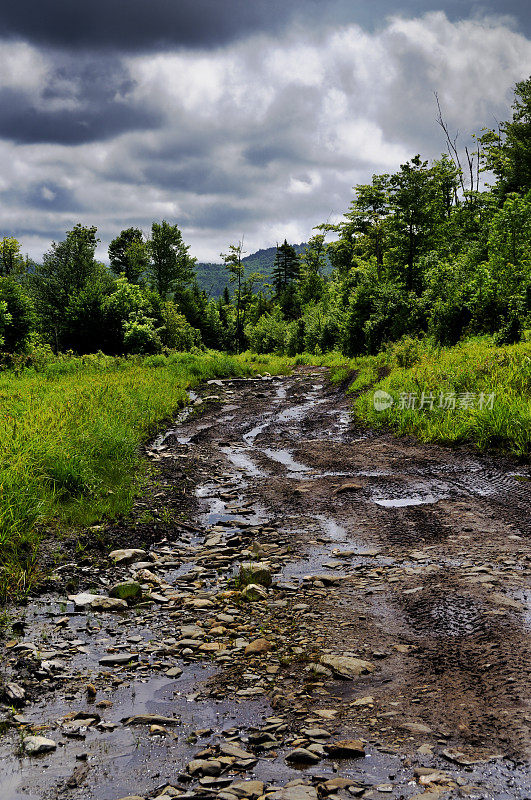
left=0, top=368, right=530, bottom=800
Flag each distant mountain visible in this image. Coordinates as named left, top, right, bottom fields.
left=195, top=243, right=308, bottom=298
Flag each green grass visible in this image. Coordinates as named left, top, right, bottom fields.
left=0, top=350, right=298, bottom=601
left=351, top=337, right=531, bottom=458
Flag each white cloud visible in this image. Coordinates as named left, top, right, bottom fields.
left=0, top=12, right=530, bottom=262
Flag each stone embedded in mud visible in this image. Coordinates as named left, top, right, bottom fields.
left=109, top=581, right=142, bottom=601
left=320, top=654, right=375, bottom=679
left=240, top=562, right=272, bottom=586
left=219, top=742, right=254, bottom=760
left=187, top=758, right=222, bottom=776
left=23, top=735, right=57, bottom=755
left=324, top=739, right=366, bottom=758
left=240, top=583, right=268, bottom=601
left=228, top=780, right=265, bottom=798
left=244, top=637, right=273, bottom=655
left=68, top=592, right=101, bottom=608
left=91, top=596, right=128, bottom=611
left=5, top=682, right=25, bottom=704
left=401, top=722, right=432, bottom=735
left=108, top=548, right=148, bottom=564
left=285, top=747, right=321, bottom=764
left=99, top=652, right=139, bottom=666
left=122, top=714, right=180, bottom=726
left=269, top=787, right=318, bottom=800
left=334, top=482, right=363, bottom=494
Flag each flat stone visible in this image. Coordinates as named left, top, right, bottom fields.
left=269, top=786, right=318, bottom=800
left=187, top=758, right=222, bottom=776
left=91, top=596, right=128, bottom=611
left=219, top=742, right=254, bottom=760
left=285, top=747, right=321, bottom=764
left=99, top=653, right=139, bottom=666
left=122, top=714, right=180, bottom=726
left=24, top=736, right=57, bottom=755
left=324, top=739, right=366, bottom=758
left=320, top=655, right=375, bottom=679
left=109, top=549, right=148, bottom=564
left=402, top=722, right=432, bottom=735
left=228, top=780, right=265, bottom=798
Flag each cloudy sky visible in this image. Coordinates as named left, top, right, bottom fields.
left=1, top=1, right=530, bottom=263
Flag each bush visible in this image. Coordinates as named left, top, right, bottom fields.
left=245, top=313, right=287, bottom=354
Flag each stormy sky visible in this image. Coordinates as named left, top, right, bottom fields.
left=1, top=1, right=530, bottom=262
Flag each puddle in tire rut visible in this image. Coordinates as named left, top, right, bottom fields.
left=1, top=371, right=530, bottom=800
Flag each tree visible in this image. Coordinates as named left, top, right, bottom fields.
left=108, top=227, right=148, bottom=284
left=298, top=233, right=327, bottom=303
left=32, top=224, right=100, bottom=350
left=344, top=175, right=390, bottom=278
left=480, top=76, right=531, bottom=197
left=221, top=240, right=245, bottom=352
left=272, top=239, right=300, bottom=294
left=148, top=221, right=195, bottom=299
left=0, top=237, right=26, bottom=277
left=0, top=278, right=35, bottom=351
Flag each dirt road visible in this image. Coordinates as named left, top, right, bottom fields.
left=0, top=368, right=529, bottom=800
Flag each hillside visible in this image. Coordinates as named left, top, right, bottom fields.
left=195, top=243, right=308, bottom=298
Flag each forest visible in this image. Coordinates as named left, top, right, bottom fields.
left=1, top=77, right=530, bottom=366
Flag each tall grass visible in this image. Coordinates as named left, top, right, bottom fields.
left=0, top=350, right=292, bottom=600
left=352, top=338, right=531, bottom=458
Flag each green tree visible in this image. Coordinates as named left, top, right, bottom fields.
left=221, top=240, right=245, bottom=352
left=0, top=278, right=35, bottom=351
left=298, top=233, right=327, bottom=303
left=481, top=76, right=531, bottom=197
left=32, top=224, right=100, bottom=350
left=0, top=237, right=26, bottom=277
left=108, top=227, right=148, bottom=284
left=272, top=239, right=300, bottom=294
left=148, top=221, right=195, bottom=299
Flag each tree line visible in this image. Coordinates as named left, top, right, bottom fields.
left=1, top=76, right=530, bottom=362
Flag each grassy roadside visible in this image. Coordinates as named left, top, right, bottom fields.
left=0, top=350, right=289, bottom=601
left=351, top=337, right=531, bottom=458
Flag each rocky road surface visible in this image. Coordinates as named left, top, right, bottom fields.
left=0, top=367, right=530, bottom=800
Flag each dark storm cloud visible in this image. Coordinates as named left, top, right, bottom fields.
left=0, top=88, right=160, bottom=144
left=0, top=52, right=161, bottom=144
left=2, top=0, right=530, bottom=51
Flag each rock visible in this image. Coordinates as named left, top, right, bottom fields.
left=219, top=742, right=254, bottom=759
left=334, top=482, right=363, bottom=494
left=166, top=666, right=183, bottom=678
left=269, top=786, right=318, bottom=800
left=244, top=638, right=273, bottom=655
left=228, top=780, right=265, bottom=798
left=91, top=596, right=128, bottom=611
left=114, top=797, right=145, bottom=800
left=321, top=778, right=355, bottom=793
left=5, top=682, right=25, bottom=704
left=320, top=654, right=375, bottom=679
left=24, top=736, right=57, bottom=755
left=99, top=653, right=139, bottom=666
left=68, top=592, right=101, bottom=608
left=402, top=722, right=432, bottom=735
left=109, top=548, right=148, bottom=564
left=285, top=747, right=321, bottom=764
left=122, top=714, right=180, bottom=726
left=241, top=584, right=267, bottom=601
left=240, top=562, right=272, bottom=586
left=301, top=728, right=331, bottom=739
left=187, top=758, right=222, bottom=776
left=324, top=739, right=366, bottom=758
left=109, top=581, right=143, bottom=601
